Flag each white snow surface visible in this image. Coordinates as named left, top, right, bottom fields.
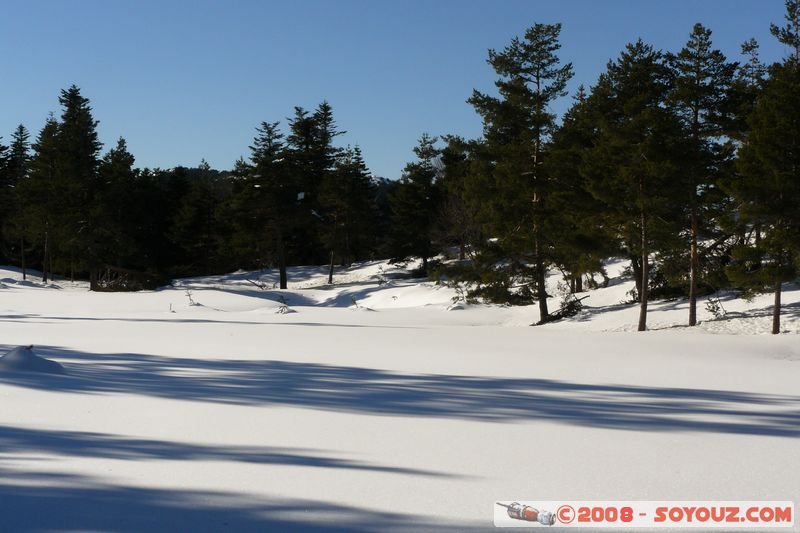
left=0, top=260, right=798, bottom=532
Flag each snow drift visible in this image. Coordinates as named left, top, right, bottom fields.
left=0, top=345, right=66, bottom=375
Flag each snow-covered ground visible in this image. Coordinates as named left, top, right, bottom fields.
left=0, top=261, right=797, bottom=532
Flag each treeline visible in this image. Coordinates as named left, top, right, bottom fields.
left=0, top=1, right=798, bottom=333
left=432, top=3, right=799, bottom=334
left=0, top=95, right=404, bottom=289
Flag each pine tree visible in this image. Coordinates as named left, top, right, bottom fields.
left=467, top=22, right=573, bottom=321
left=728, top=61, right=800, bottom=334
left=95, top=138, right=137, bottom=270
left=169, top=160, right=227, bottom=276
left=582, top=40, right=688, bottom=331
left=319, top=145, right=377, bottom=283
left=668, top=23, right=736, bottom=326
left=435, top=135, right=484, bottom=261
left=771, top=0, right=800, bottom=62
left=247, top=121, right=294, bottom=288
left=55, top=85, right=102, bottom=284
left=0, top=137, right=9, bottom=263
left=389, top=134, right=441, bottom=272
left=6, top=125, right=31, bottom=278
left=24, top=115, right=60, bottom=283
left=286, top=106, right=325, bottom=265
left=729, top=39, right=768, bottom=141
left=546, top=86, right=616, bottom=293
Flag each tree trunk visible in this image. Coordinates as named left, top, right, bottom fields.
left=532, top=72, right=548, bottom=323
left=42, top=229, right=49, bottom=284
left=344, top=231, right=351, bottom=267
left=459, top=242, right=465, bottom=261
left=328, top=250, right=335, bottom=285
left=630, top=254, right=642, bottom=302
left=422, top=255, right=428, bottom=273
left=575, top=274, right=582, bottom=293
left=772, top=281, right=782, bottom=335
left=638, top=210, right=648, bottom=332
left=20, top=235, right=26, bottom=280
left=535, top=240, right=549, bottom=322
left=278, top=237, right=287, bottom=290
left=688, top=210, right=699, bottom=326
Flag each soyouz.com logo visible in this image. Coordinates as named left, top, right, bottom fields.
left=494, top=501, right=794, bottom=528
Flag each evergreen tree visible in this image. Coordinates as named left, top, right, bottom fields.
left=727, top=61, right=800, bottom=334
left=435, top=135, right=483, bottom=261
left=24, top=115, right=60, bottom=283
left=319, top=145, right=377, bottom=283
left=169, top=160, right=228, bottom=276
left=582, top=40, right=688, bottom=331
left=55, top=85, right=102, bottom=284
left=771, top=0, right=800, bottom=62
left=0, top=137, right=9, bottom=263
left=6, top=125, right=31, bottom=278
left=247, top=121, right=294, bottom=288
left=546, top=86, right=616, bottom=293
left=286, top=106, right=325, bottom=265
left=95, top=138, right=137, bottom=270
left=668, top=23, right=736, bottom=326
left=389, top=134, right=441, bottom=271
left=467, top=22, right=573, bottom=321
left=729, top=39, right=768, bottom=141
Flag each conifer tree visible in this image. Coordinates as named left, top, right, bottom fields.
left=248, top=121, right=293, bottom=288
left=729, top=39, right=767, bottom=141
left=319, top=145, right=377, bottom=283
left=95, top=138, right=137, bottom=270
left=0, top=137, right=9, bottom=262
left=546, top=87, right=615, bottom=293
left=771, top=0, right=800, bottom=62
left=467, top=23, right=572, bottom=321
left=25, top=115, right=60, bottom=283
left=6, top=125, right=31, bottom=278
left=435, top=135, right=483, bottom=261
left=668, top=23, right=735, bottom=326
left=389, top=134, right=441, bottom=272
left=728, top=60, right=800, bottom=334
left=169, top=160, right=227, bottom=276
left=582, top=40, right=688, bottom=331
left=286, top=106, right=328, bottom=265
left=55, top=85, right=102, bottom=283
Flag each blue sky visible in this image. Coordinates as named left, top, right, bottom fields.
left=0, top=1, right=790, bottom=179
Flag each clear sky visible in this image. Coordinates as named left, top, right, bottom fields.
left=0, top=0, right=791, bottom=179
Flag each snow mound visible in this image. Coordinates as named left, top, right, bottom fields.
left=0, top=345, right=66, bottom=375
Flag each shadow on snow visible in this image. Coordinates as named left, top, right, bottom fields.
left=0, top=468, right=479, bottom=532
left=1, top=345, right=798, bottom=437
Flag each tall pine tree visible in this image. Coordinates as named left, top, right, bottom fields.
left=668, top=23, right=735, bottom=326
left=25, top=115, right=60, bottom=282
left=727, top=58, right=800, bottom=334
left=6, top=125, right=31, bottom=278
left=389, top=134, right=441, bottom=272
left=467, top=23, right=572, bottom=322
left=55, top=85, right=102, bottom=284
left=582, top=40, right=688, bottom=331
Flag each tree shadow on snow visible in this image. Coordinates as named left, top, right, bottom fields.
left=0, top=313, right=419, bottom=329
left=2, top=345, right=799, bottom=438
left=0, top=468, right=479, bottom=533
left=0, top=425, right=454, bottom=478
